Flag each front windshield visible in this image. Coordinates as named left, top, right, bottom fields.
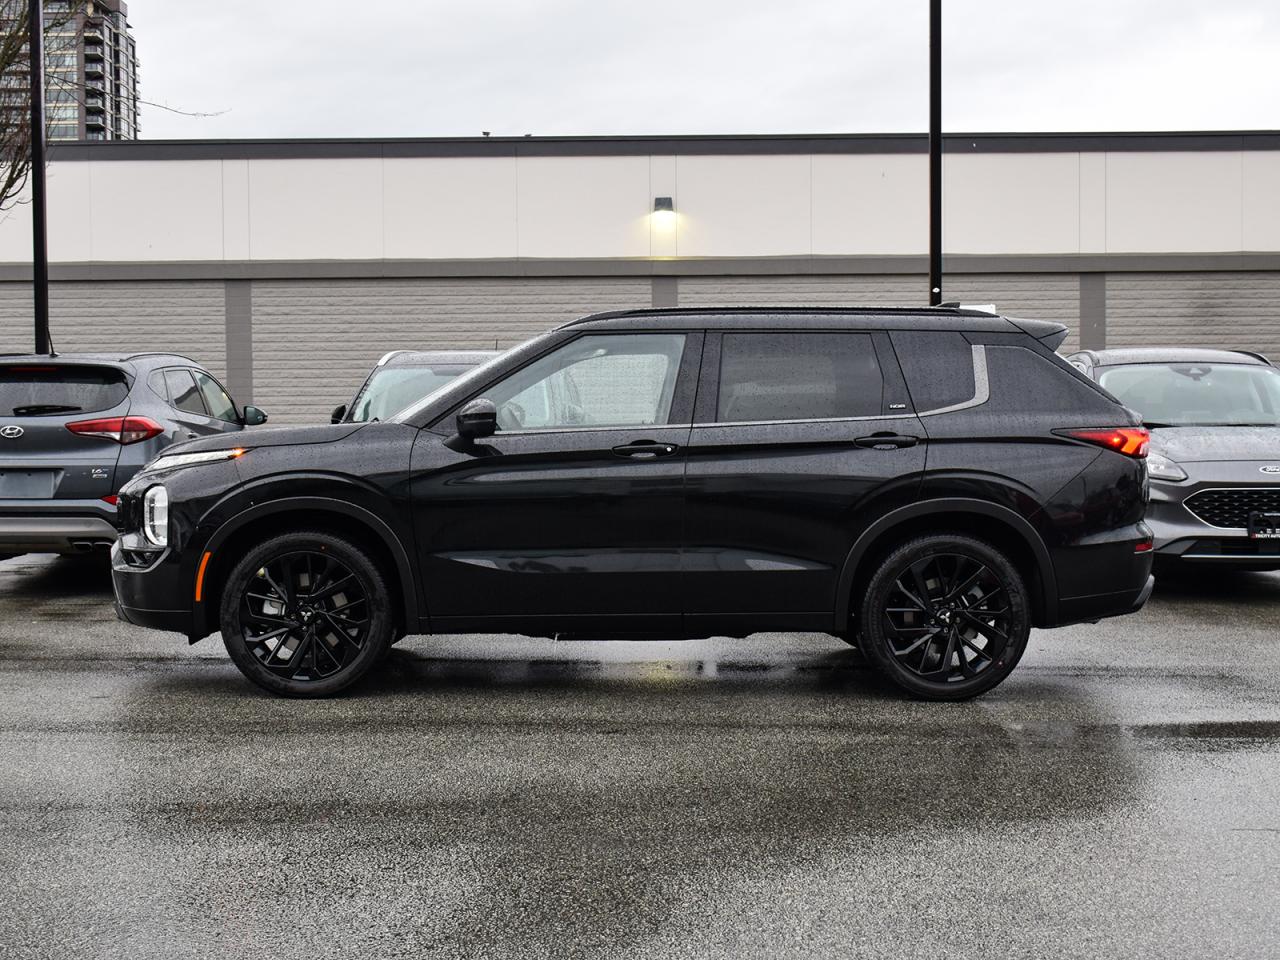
left=391, top=351, right=508, bottom=423
left=1097, top=362, right=1280, bottom=427
left=350, top=365, right=470, bottom=422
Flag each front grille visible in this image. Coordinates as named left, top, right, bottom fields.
left=1184, top=488, right=1280, bottom=529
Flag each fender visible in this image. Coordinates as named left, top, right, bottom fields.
left=191, top=495, right=419, bottom=637
left=834, top=497, right=1058, bottom=627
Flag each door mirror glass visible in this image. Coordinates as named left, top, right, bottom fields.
left=331, top=404, right=347, bottom=424
left=242, top=405, right=269, bottom=426
left=456, top=398, right=497, bottom=440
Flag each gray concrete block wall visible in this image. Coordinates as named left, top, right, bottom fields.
left=3, top=268, right=1278, bottom=423
left=250, top=277, right=652, bottom=424
left=677, top=275, right=923, bottom=307
left=0, top=281, right=228, bottom=378
left=1106, top=272, right=1280, bottom=359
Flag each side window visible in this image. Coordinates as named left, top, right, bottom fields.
left=716, top=332, right=884, bottom=423
left=888, top=331, right=976, bottom=412
left=194, top=370, right=238, bottom=422
left=164, top=368, right=208, bottom=417
left=485, top=333, right=686, bottom=432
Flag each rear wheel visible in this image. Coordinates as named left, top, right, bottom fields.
left=859, top=534, right=1031, bottom=701
left=219, top=531, right=393, bottom=697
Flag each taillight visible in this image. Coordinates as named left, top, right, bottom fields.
left=1057, top=427, right=1150, bottom=458
left=66, top=416, right=164, bottom=445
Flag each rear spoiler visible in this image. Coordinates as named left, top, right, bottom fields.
left=1006, top=316, right=1069, bottom=351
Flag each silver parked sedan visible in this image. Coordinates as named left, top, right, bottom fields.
left=1068, top=347, right=1280, bottom=571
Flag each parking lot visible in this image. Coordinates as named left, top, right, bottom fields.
left=0, top=553, right=1277, bottom=960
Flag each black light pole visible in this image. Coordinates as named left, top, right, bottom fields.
left=29, top=0, right=51, bottom=354
left=928, top=0, right=942, bottom=305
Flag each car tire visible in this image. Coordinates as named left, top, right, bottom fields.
left=219, top=530, right=394, bottom=698
left=859, top=534, right=1031, bottom=701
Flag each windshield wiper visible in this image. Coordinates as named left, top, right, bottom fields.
left=11, top=403, right=83, bottom=416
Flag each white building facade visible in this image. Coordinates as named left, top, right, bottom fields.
left=1, top=132, right=1278, bottom=421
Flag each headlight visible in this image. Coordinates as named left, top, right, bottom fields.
left=143, top=485, right=169, bottom=547
left=148, top=448, right=247, bottom=472
left=1146, top=452, right=1187, bottom=482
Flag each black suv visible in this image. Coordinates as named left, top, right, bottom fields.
left=1, top=353, right=265, bottom=560
left=111, top=307, right=1154, bottom=700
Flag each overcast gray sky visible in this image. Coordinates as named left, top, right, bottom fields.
left=132, top=0, right=1280, bottom=140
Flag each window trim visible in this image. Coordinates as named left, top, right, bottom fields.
left=916, top=345, right=989, bottom=417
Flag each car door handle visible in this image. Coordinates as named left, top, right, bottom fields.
left=612, top=439, right=679, bottom=459
left=854, top=433, right=919, bottom=449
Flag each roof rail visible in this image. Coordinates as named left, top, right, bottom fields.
left=558, top=304, right=999, bottom=329
left=122, top=352, right=198, bottom=363
left=1233, top=350, right=1272, bottom=365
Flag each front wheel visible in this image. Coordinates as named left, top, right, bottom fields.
left=859, top=534, right=1031, bottom=701
left=219, top=531, right=393, bottom=697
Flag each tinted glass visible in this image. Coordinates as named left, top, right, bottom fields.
left=0, top=364, right=128, bottom=417
left=716, top=333, right=883, bottom=422
left=164, top=368, right=207, bottom=416
left=194, top=371, right=238, bottom=422
left=1098, top=362, right=1280, bottom=427
left=350, top=365, right=469, bottom=423
left=889, top=331, right=975, bottom=412
left=486, top=334, right=686, bottom=431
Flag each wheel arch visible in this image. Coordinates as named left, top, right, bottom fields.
left=836, top=498, right=1058, bottom=629
left=193, top=497, right=419, bottom=639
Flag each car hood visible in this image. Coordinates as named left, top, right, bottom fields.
left=1151, top=425, right=1280, bottom=463
left=173, top=423, right=366, bottom=454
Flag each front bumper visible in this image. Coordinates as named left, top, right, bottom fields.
left=111, top=539, right=196, bottom=636
left=1148, top=466, right=1280, bottom=567
left=0, top=498, right=119, bottom=554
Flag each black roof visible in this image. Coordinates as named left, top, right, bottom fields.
left=0, top=351, right=199, bottom=367
left=1070, top=347, right=1270, bottom=367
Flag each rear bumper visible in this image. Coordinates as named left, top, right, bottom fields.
left=0, top=500, right=118, bottom=553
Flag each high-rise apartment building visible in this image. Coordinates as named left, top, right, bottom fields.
left=47, top=0, right=139, bottom=140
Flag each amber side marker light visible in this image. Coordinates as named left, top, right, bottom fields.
left=194, top=551, right=212, bottom=602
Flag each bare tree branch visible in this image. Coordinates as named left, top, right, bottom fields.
left=0, top=0, right=79, bottom=210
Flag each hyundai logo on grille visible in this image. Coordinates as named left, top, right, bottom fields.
left=1262, top=465, right=1280, bottom=475
left=0, top=425, right=24, bottom=439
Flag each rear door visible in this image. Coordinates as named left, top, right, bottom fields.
left=0, top=362, right=132, bottom=502
left=681, top=329, right=926, bottom=635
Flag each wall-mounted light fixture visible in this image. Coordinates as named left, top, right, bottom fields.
left=653, top=196, right=674, bottom=213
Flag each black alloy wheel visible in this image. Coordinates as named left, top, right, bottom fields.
left=220, top=531, right=393, bottom=697
left=860, top=534, right=1031, bottom=700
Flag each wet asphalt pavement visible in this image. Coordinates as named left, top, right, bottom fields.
left=0, top=555, right=1278, bottom=959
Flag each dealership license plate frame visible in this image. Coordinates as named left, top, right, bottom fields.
left=1247, top=511, right=1280, bottom=540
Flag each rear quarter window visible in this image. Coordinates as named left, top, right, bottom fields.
left=0, top=364, right=129, bottom=416
left=889, top=331, right=975, bottom=412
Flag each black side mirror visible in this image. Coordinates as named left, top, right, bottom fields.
left=456, top=399, right=497, bottom=440
left=331, top=404, right=347, bottom=424
left=242, top=405, right=269, bottom=426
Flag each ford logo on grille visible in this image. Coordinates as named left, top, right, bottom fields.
left=1262, top=465, right=1280, bottom=475
left=0, top=425, right=24, bottom=439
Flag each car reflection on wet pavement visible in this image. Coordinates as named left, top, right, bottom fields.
left=1, top=554, right=1278, bottom=960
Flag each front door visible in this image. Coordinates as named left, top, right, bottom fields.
left=681, top=329, right=926, bottom=636
left=411, top=330, right=702, bottom=636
